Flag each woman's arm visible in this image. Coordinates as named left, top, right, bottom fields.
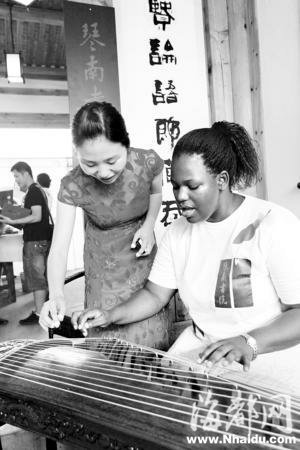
left=39, top=200, right=76, bottom=329
left=48, top=200, right=76, bottom=297
left=72, top=280, right=175, bottom=334
left=131, top=171, right=163, bottom=256
left=144, top=171, right=163, bottom=227
left=250, top=303, right=300, bottom=352
left=200, top=304, right=300, bottom=371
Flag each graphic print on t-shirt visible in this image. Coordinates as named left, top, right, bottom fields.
left=214, top=210, right=271, bottom=309
left=232, top=258, right=252, bottom=307
left=215, top=258, right=253, bottom=308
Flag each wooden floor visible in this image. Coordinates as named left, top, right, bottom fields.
left=0, top=275, right=84, bottom=343
left=0, top=291, right=47, bottom=343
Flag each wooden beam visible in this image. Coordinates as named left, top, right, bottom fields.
left=246, top=0, right=267, bottom=199
left=0, top=113, right=69, bottom=128
left=0, top=87, right=68, bottom=96
left=0, top=1, right=114, bottom=24
left=71, top=0, right=113, bottom=6
left=226, top=0, right=266, bottom=199
left=202, top=0, right=234, bottom=123
left=0, top=64, right=67, bottom=81
left=0, top=4, right=63, bottom=26
left=23, top=65, right=66, bottom=80
left=227, top=0, right=252, bottom=125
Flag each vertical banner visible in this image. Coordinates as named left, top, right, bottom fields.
left=114, top=0, right=210, bottom=241
left=63, top=1, right=120, bottom=124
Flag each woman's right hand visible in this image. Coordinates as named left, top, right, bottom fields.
left=71, top=309, right=113, bottom=336
left=39, top=296, right=66, bottom=331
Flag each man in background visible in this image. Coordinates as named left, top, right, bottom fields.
left=0, top=162, right=52, bottom=325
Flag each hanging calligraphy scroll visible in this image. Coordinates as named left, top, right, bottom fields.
left=114, top=0, right=210, bottom=239
left=63, top=1, right=120, bottom=125
left=112, top=0, right=210, bottom=325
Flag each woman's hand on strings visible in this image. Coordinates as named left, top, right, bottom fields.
left=131, top=224, right=155, bottom=258
left=71, top=309, right=112, bottom=336
left=198, top=336, right=254, bottom=372
left=39, top=296, right=66, bottom=330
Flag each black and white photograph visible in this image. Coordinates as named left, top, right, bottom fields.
left=0, top=0, right=300, bottom=449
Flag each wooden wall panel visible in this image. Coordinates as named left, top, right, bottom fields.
left=202, top=0, right=234, bottom=122
left=202, top=0, right=266, bottom=199
left=0, top=113, right=69, bottom=128
left=227, top=0, right=252, bottom=128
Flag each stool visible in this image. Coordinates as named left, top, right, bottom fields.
left=0, top=263, right=16, bottom=306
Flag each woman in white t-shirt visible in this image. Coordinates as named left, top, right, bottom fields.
left=71, top=121, right=300, bottom=393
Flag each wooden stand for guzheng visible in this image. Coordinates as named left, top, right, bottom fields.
left=0, top=338, right=299, bottom=450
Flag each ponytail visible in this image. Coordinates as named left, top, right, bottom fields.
left=173, top=121, right=259, bottom=189
left=211, top=121, right=259, bottom=189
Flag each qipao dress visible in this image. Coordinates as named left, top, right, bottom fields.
left=58, top=148, right=170, bottom=349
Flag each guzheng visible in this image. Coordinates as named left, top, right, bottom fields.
left=0, top=338, right=299, bottom=450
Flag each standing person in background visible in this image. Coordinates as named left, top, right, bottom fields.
left=0, top=162, right=53, bottom=324
left=39, top=101, right=170, bottom=349
left=37, top=173, right=53, bottom=211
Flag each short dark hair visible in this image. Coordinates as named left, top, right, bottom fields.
left=11, top=161, right=33, bottom=178
left=72, top=101, right=130, bottom=148
left=37, top=173, right=51, bottom=188
left=173, top=121, right=259, bottom=190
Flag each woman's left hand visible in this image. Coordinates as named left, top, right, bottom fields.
left=199, top=336, right=255, bottom=372
left=131, top=224, right=155, bottom=257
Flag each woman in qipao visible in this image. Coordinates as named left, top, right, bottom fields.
left=39, top=101, right=169, bottom=348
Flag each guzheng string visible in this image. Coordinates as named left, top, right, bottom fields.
left=9, top=339, right=300, bottom=404
left=2, top=338, right=300, bottom=407
left=2, top=339, right=295, bottom=400
left=4, top=343, right=297, bottom=412
left=0, top=363, right=297, bottom=444
left=5, top=344, right=300, bottom=414
left=4, top=350, right=295, bottom=421
left=0, top=338, right=300, bottom=445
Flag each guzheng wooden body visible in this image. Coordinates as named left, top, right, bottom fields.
left=0, top=338, right=299, bottom=450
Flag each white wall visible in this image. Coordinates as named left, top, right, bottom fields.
left=0, top=79, right=84, bottom=271
left=256, top=0, right=300, bottom=217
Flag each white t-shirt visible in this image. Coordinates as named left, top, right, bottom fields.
left=42, top=187, right=53, bottom=211
left=149, top=195, right=300, bottom=339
